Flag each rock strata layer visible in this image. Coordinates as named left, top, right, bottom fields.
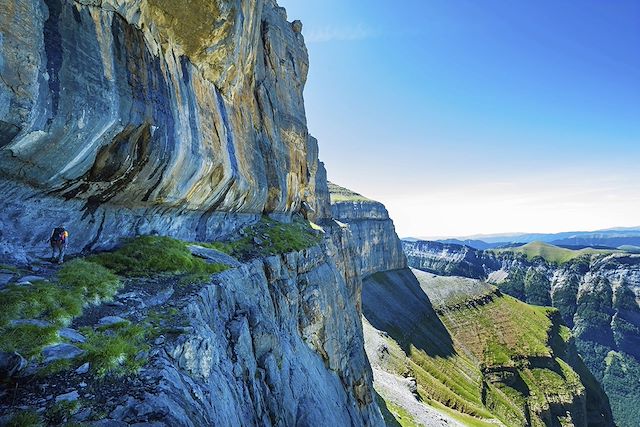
left=0, top=0, right=330, bottom=262
left=329, top=182, right=406, bottom=277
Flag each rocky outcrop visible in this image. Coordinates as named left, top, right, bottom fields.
left=0, top=0, right=330, bottom=263
left=329, top=183, right=406, bottom=277
left=129, top=242, right=381, bottom=426
left=402, top=240, right=500, bottom=279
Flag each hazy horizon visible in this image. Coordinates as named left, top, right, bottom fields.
left=407, top=225, right=640, bottom=241
left=279, top=0, right=640, bottom=237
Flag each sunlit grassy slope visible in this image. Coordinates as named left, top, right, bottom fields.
left=328, top=181, right=371, bottom=202
left=363, top=269, right=608, bottom=427
left=493, top=241, right=614, bottom=264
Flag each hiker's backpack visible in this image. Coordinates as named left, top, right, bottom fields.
left=51, top=227, right=67, bottom=243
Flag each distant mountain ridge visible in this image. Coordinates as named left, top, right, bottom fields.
left=409, top=227, right=640, bottom=250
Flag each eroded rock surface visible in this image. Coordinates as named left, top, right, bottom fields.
left=0, top=0, right=330, bottom=262
left=329, top=183, right=406, bottom=277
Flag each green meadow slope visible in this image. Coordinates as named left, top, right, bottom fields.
left=362, top=268, right=613, bottom=427
left=492, top=241, right=614, bottom=264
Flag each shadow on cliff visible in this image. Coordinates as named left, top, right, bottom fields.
left=362, top=268, right=455, bottom=358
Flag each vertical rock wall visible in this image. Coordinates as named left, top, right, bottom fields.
left=0, top=0, right=330, bottom=261
left=328, top=183, right=407, bottom=277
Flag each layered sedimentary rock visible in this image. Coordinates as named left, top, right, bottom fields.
left=329, top=183, right=406, bottom=277
left=402, top=240, right=499, bottom=279
left=128, top=240, right=382, bottom=426
left=404, top=240, right=640, bottom=426
left=0, top=0, right=330, bottom=262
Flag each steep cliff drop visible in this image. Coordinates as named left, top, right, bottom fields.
left=329, top=185, right=614, bottom=426
left=404, top=240, right=637, bottom=426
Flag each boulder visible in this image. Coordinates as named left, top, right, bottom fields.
left=75, top=362, right=90, bottom=374
left=42, top=344, right=84, bottom=363
left=59, top=328, right=86, bottom=343
left=55, top=390, right=80, bottom=402
left=17, top=275, right=48, bottom=285
left=10, top=319, right=51, bottom=328
left=187, top=245, right=242, bottom=268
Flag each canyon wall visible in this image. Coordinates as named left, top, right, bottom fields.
left=403, top=240, right=640, bottom=426
left=329, top=183, right=406, bottom=277
left=0, top=0, right=330, bottom=263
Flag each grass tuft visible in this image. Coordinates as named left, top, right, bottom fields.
left=79, top=322, right=150, bottom=377
left=199, top=216, right=321, bottom=260
left=57, top=259, right=121, bottom=305
left=0, top=323, right=59, bottom=359
left=6, top=410, right=43, bottom=427
left=0, top=259, right=122, bottom=360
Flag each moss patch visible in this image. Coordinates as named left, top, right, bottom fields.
left=90, top=236, right=228, bottom=277
left=200, top=216, right=321, bottom=261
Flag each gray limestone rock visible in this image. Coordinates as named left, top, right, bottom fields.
left=0, top=0, right=331, bottom=262
left=59, top=328, right=86, bottom=343
left=17, top=275, right=48, bottom=285
left=55, top=390, right=79, bottom=402
left=42, top=344, right=85, bottom=363
left=328, top=182, right=407, bottom=277
left=187, top=245, right=242, bottom=268
left=10, top=319, right=51, bottom=328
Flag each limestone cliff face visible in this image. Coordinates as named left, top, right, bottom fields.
left=0, top=231, right=384, bottom=426
left=0, top=0, right=330, bottom=262
left=402, top=240, right=500, bottom=279
left=328, top=183, right=406, bottom=277
left=113, top=241, right=381, bottom=426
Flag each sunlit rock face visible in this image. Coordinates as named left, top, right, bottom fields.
left=328, top=183, right=407, bottom=277
left=118, top=244, right=383, bottom=426
left=0, top=0, right=330, bottom=261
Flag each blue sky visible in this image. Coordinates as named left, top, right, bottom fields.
left=279, top=0, right=640, bottom=238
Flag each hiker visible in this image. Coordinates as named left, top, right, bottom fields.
left=49, top=226, right=69, bottom=263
